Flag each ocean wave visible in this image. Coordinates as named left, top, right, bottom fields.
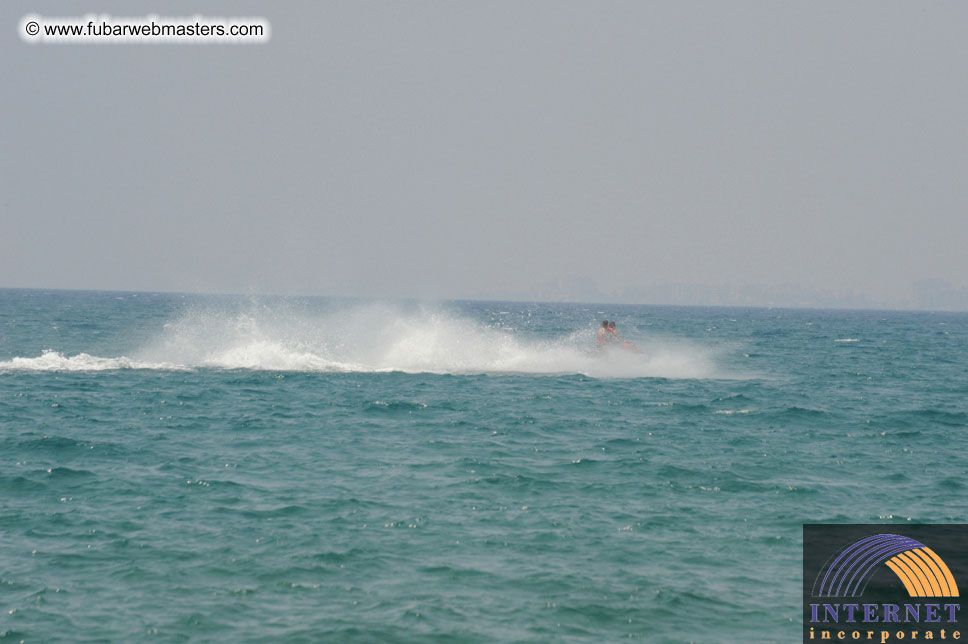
left=0, top=303, right=722, bottom=379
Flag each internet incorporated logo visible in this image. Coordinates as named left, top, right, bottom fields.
left=815, top=534, right=959, bottom=599
left=803, top=525, right=965, bottom=643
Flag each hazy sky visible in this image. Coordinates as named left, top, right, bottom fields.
left=3, top=1, right=967, bottom=303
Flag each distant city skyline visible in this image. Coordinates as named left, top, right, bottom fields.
left=475, top=277, right=968, bottom=312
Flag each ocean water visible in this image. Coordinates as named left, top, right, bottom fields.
left=1, top=289, right=966, bottom=643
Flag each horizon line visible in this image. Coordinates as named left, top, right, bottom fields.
left=1, top=284, right=966, bottom=316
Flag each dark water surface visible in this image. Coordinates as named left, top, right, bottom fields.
left=2, top=289, right=966, bottom=642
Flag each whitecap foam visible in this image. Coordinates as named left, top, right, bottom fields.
left=834, top=338, right=860, bottom=343
left=0, top=350, right=185, bottom=372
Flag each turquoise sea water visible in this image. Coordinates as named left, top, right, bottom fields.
left=1, top=289, right=966, bottom=642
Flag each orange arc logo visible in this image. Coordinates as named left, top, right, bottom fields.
left=884, top=547, right=960, bottom=598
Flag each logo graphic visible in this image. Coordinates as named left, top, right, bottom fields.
left=814, top=533, right=960, bottom=599
left=803, top=525, right=965, bottom=643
